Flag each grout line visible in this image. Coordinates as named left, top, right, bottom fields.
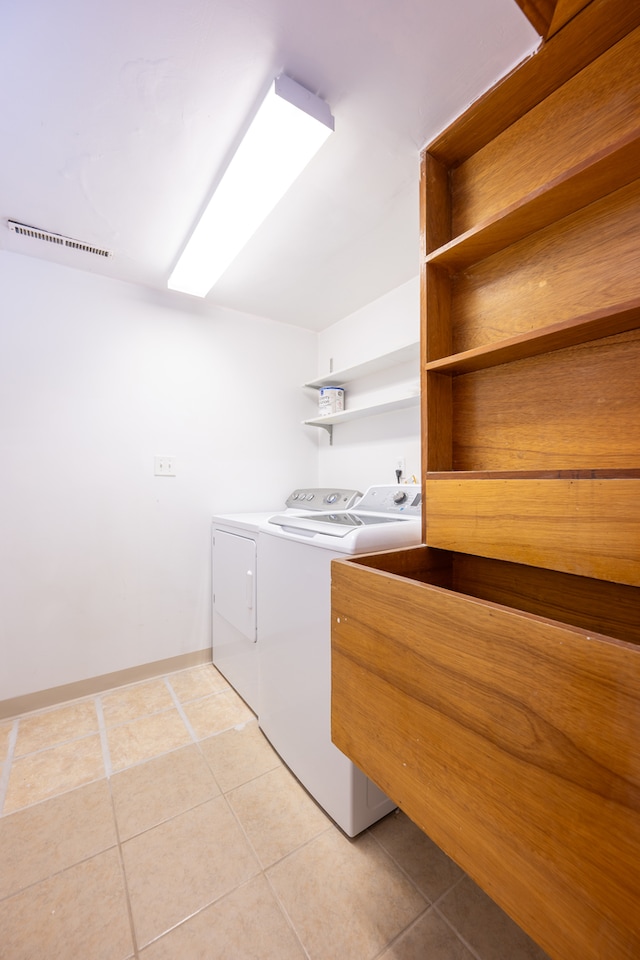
left=430, top=872, right=466, bottom=908
left=163, top=676, right=200, bottom=743
left=95, top=696, right=113, bottom=778
left=98, top=703, right=181, bottom=732
left=367, top=817, right=434, bottom=903
left=0, top=720, right=19, bottom=816
left=263, top=869, right=313, bottom=960
left=105, top=775, right=140, bottom=959
left=431, top=899, right=485, bottom=960
left=10, top=728, right=102, bottom=761
left=369, top=903, right=433, bottom=960
left=136, top=877, right=262, bottom=956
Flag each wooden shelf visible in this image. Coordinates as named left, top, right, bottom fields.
left=304, top=342, right=419, bottom=389
left=425, top=469, right=640, bottom=480
left=424, top=298, right=640, bottom=372
left=425, top=131, right=640, bottom=270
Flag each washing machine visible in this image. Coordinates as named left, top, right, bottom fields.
left=257, top=484, right=422, bottom=835
left=211, top=487, right=360, bottom=713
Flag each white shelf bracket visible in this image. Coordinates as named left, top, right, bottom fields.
left=317, top=421, right=333, bottom=445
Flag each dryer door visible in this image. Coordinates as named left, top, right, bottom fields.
left=213, top=529, right=257, bottom=642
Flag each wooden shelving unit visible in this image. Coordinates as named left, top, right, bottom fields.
left=332, top=4, right=640, bottom=959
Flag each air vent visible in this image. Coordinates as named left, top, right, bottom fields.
left=7, top=220, right=113, bottom=259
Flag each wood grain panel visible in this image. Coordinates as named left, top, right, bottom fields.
left=450, top=180, right=640, bottom=353
left=453, top=552, right=640, bottom=646
left=511, top=0, right=557, bottom=36
left=424, top=478, right=640, bottom=585
left=451, top=329, right=640, bottom=470
left=548, top=0, right=591, bottom=36
left=342, top=546, right=640, bottom=644
left=450, top=27, right=640, bottom=235
left=331, top=555, right=640, bottom=960
left=426, top=299, right=640, bottom=372
left=427, top=131, right=640, bottom=270
left=421, top=152, right=450, bottom=257
left=429, top=0, right=640, bottom=166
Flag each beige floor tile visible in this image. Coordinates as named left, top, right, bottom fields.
left=267, top=828, right=427, bottom=960
left=371, top=809, right=464, bottom=902
left=140, top=875, right=305, bottom=960
left=378, top=909, right=475, bottom=960
left=168, top=664, right=230, bottom=703
left=122, top=795, right=260, bottom=948
left=0, top=779, right=116, bottom=899
left=14, top=700, right=98, bottom=756
left=199, top=719, right=281, bottom=792
left=0, top=848, right=134, bottom=960
left=111, top=744, right=220, bottom=840
left=106, top=708, right=192, bottom=771
left=101, top=678, right=175, bottom=726
left=181, top=689, right=254, bottom=740
left=227, top=765, right=330, bottom=867
left=437, top=876, right=551, bottom=960
left=0, top=720, right=14, bottom=761
left=3, top=734, right=106, bottom=813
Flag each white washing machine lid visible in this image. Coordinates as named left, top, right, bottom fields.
left=264, top=484, right=422, bottom=553
left=267, top=510, right=414, bottom=539
left=212, top=488, right=362, bottom=533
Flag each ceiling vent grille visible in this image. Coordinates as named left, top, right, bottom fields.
left=7, top=220, right=113, bottom=259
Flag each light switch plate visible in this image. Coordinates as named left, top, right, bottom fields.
left=154, top=456, right=176, bottom=476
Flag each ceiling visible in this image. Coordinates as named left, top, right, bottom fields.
left=0, top=0, right=538, bottom=331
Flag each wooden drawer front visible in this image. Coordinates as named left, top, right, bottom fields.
left=449, top=179, right=640, bottom=355
left=450, top=329, right=640, bottom=471
left=424, top=478, right=640, bottom=586
left=331, top=555, right=640, bottom=960
left=450, top=26, right=640, bottom=236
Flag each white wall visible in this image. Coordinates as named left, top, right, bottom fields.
left=316, top=277, right=421, bottom=491
left=0, top=256, right=421, bottom=703
left=0, top=252, right=318, bottom=701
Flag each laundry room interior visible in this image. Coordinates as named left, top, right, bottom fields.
left=0, top=258, right=422, bottom=709
left=1, top=1, right=638, bottom=958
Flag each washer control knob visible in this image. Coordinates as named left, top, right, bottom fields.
left=325, top=493, right=338, bottom=504
left=306, top=493, right=315, bottom=501
left=291, top=492, right=299, bottom=500
left=393, top=491, right=408, bottom=504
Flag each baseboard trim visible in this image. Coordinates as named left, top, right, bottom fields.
left=0, top=648, right=212, bottom=721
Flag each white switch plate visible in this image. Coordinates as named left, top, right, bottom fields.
left=154, top=456, right=176, bottom=476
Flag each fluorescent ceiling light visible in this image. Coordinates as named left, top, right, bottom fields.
left=168, top=74, right=334, bottom=297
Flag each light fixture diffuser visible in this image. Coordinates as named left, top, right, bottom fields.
left=168, top=74, right=334, bottom=297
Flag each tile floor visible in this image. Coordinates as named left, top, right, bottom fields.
left=0, top=663, right=551, bottom=960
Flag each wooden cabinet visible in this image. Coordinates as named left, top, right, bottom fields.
left=331, top=3, right=640, bottom=958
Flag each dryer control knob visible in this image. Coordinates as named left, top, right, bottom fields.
left=325, top=493, right=338, bottom=504
left=393, top=491, right=408, bottom=504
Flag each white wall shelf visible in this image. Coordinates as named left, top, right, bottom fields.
left=304, top=342, right=419, bottom=389
left=303, top=394, right=419, bottom=443
left=303, top=341, right=419, bottom=443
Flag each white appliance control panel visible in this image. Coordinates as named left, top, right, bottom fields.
left=354, top=484, right=422, bottom=516
left=285, top=488, right=361, bottom=510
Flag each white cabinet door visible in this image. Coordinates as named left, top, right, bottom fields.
left=213, top=529, right=257, bottom=642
